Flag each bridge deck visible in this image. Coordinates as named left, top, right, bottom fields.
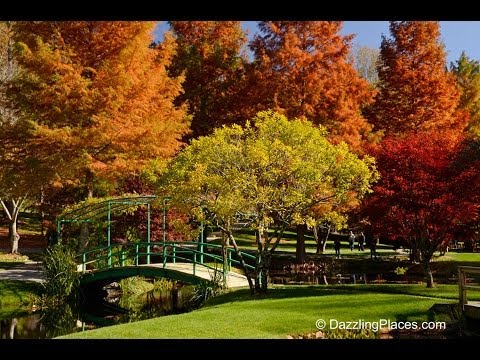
left=79, top=262, right=250, bottom=288
left=160, top=263, right=249, bottom=288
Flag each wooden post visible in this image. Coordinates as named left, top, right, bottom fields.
left=458, top=267, right=466, bottom=307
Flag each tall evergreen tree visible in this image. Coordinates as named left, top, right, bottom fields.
left=169, top=21, right=247, bottom=138
left=12, top=21, right=189, bottom=190
left=9, top=21, right=189, bottom=251
left=451, top=51, right=480, bottom=137
left=247, top=21, right=374, bottom=152
left=369, top=21, right=467, bottom=136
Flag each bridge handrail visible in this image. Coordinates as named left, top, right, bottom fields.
left=458, top=266, right=480, bottom=306
left=76, top=240, right=256, bottom=276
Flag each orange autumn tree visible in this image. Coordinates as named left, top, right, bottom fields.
left=369, top=21, right=467, bottom=136
left=169, top=21, right=247, bottom=138
left=247, top=21, right=374, bottom=152
left=12, top=21, right=189, bottom=195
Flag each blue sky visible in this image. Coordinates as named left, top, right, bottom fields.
left=342, top=21, right=480, bottom=64
left=156, top=21, right=480, bottom=64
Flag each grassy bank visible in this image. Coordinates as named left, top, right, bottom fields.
left=0, top=280, right=41, bottom=318
left=62, top=284, right=458, bottom=339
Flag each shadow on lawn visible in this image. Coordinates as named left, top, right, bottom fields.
left=0, top=280, right=41, bottom=308
left=204, top=285, right=370, bottom=307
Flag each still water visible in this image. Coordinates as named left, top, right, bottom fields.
left=1, top=271, right=456, bottom=339
left=0, top=285, right=193, bottom=339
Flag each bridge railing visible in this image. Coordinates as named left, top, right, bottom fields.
left=76, top=241, right=256, bottom=279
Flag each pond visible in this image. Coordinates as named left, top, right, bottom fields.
left=0, top=283, right=194, bottom=339
left=0, top=271, right=460, bottom=339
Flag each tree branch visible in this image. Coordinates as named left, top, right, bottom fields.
left=0, top=199, right=12, bottom=220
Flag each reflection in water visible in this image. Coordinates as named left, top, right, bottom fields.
left=1, top=314, right=42, bottom=339
left=0, top=285, right=192, bottom=339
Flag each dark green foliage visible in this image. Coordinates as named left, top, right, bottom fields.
left=40, top=243, right=80, bottom=305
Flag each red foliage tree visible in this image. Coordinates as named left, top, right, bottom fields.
left=363, top=131, right=479, bottom=287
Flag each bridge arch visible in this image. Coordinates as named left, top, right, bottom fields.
left=79, top=265, right=209, bottom=288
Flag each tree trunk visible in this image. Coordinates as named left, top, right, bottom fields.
left=9, top=219, right=19, bottom=254
left=296, top=224, right=306, bottom=264
left=254, top=248, right=270, bottom=293
left=322, top=232, right=329, bottom=253
left=221, top=228, right=254, bottom=293
left=222, top=228, right=229, bottom=288
left=9, top=318, right=17, bottom=339
left=261, top=252, right=270, bottom=292
left=2, top=199, right=23, bottom=254
left=314, top=225, right=330, bottom=254
left=410, top=242, right=420, bottom=263
left=255, top=230, right=263, bottom=293
left=312, top=226, right=321, bottom=254
left=423, top=259, right=434, bottom=288
left=79, top=172, right=94, bottom=252
left=40, top=187, right=45, bottom=236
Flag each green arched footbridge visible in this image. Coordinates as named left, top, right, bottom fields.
left=77, top=241, right=255, bottom=288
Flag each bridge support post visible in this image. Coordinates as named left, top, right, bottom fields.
left=163, top=245, right=166, bottom=268
left=56, top=220, right=62, bottom=244
left=162, top=197, right=170, bottom=268
left=107, top=201, right=111, bottom=268
left=135, top=243, right=139, bottom=266
left=200, top=219, right=204, bottom=264
left=193, top=251, right=196, bottom=276
left=147, top=203, right=151, bottom=265
left=459, top=267, right=466, bottom=307
left=222, top=246, right=227, bottom=286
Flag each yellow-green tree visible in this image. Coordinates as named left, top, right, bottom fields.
left=160, top=111, right=378, bottom=293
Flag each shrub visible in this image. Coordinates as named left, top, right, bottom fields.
left=39, top=243, right=80, bottom=307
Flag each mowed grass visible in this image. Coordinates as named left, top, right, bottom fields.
left=0, top=280, right=41, bottom=318
left=215, top=229, right=399, bottom=258
left=62, top=284, right=457, bottom=339
left=434, top=251, right=480, bottom=263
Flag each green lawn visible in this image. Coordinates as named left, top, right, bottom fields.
left=434, top=251, right=480, bottom=263
left=214, top=229, right=400, bottom=259
left=0, top=252, right=30, bottom=270
left=0, top=280, right=41, bottom=318
left=62, top=284, right=458, bottom=339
